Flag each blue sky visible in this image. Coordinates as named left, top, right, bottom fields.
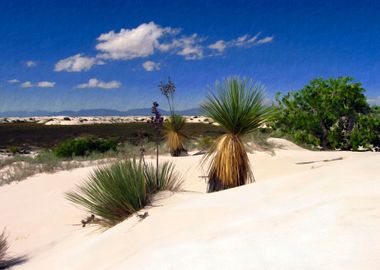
left=0, top=0, right=379, bottom=112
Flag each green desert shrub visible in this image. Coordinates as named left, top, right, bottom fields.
left=54, top=137, right=118, bottom=157
left=7, top=146, right=19, bottom=155
left=348, top=114, right=380, bottom=150
left=66, top=159, right=182, bottom=226
left=0, top=230, right=26, bottom=269
left=274, top=77, right=379, bottom=150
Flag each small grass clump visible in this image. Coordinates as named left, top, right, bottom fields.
left=0, top=230, right=26, bottom=269
left=66, top=159, right=182, bottom=227
left=144, top=161, right=183, bottom=193
left=54, top=137, right=118, bottom=158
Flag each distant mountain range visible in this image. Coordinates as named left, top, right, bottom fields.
left=0, top=108, right=201, bottom=117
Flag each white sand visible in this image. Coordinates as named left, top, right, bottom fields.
left=0, top=116, right=211, bottom=125
left=1, top=139, right=379, bottom=269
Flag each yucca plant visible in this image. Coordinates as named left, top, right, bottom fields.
left=163, top=115, right=187, bottom=156
left=159, top=77, right=187, bottom=156
left=66, top=160, right=148, bottom=227
left=0, top=230, right=26, bottom=269
left=66, top=159, right=182, bottom=227
left=201, top=77, right=272, bottom=192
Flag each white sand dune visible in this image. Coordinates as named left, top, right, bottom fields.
left=1, top=142, right=379, bottom=269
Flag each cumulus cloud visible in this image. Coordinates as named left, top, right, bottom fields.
left=208, top=32, right=274, bottom=53
left=368, top=96, right=380, bottom=106
left=37, top=81, right=55, bottom=88
left=21, top=81, right=33, bottom=88
left=8, top=79, right=19, bottom=83
left=96, top=22, right=175, bottom=60
left=26, top=61, right=37, bottom=67
left=175, top=34, right=204, bottom=60
left=77, top=78, right=121, bottom=89
left=142, top=61, right=160, bottom=71
left=54, top=22, right=274, bottom=71
left=54, top=54, right=99, bottom=72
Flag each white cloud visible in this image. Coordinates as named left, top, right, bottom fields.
left=54, top=22, right=273, bottom=69
left=208, top=33, right=274, bottom=54
left=54, top=54, right=99, bottom=72
left=37, top=81, right=55, bottom=88
left=142, top=61, right=160, bottom=71
left=368, top=96, right=380, bottom=106
left=208, top=40, right=227, bottom=53
left=26, top=61, right=37, bottom=68
left=96, top=22, right=175, bottom=60
left=21, top=81, right=33, bottom=88
left=95, top=22, right=205, bottom=61
left=77, top=78, right=121, bottom=89
left=8, top=79, right=19, bottom=83
left=173, top=34, right=204, bottom=60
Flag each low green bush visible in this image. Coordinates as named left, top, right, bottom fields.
left=7, top=146, right=19, bottom=155
left=66, top=159, right=182, bottom=226
left=274, top=77, right=379, bottom=150
left=348, top=114, right=380, bottom=150
left=54, top=137, right=118, bottom=157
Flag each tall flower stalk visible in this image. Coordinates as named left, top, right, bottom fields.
left=201, top=76, right=272, bottom=192
left=159, top=78, right=187, bottom=156
left=151, top=101, right=164, bottom=185
left=159, top=77, right=176, bottom=117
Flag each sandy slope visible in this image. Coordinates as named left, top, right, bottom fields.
left=1, top=139, right=379, bottom=269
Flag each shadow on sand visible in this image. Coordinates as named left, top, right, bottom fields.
left=296, top=157, right=343, bottom=165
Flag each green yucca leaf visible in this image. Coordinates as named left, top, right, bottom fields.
left=201, top=77, right=272, bottom=136
left=163, top=114, right=186, bottom=132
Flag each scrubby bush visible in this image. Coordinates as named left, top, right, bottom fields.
left=348, top=113, right=380, bottom=150
left=54, top=137, right=118, bottom=157
left=7, top=146, right=18, bottom=155
left=66, top=159, right=182, bottom=226
left=274, top=77, right=379, bottom=150
left=0, top=230, right=26, bottom=269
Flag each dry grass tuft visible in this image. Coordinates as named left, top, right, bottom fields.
left=205, top=134, right=253, bottom=192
